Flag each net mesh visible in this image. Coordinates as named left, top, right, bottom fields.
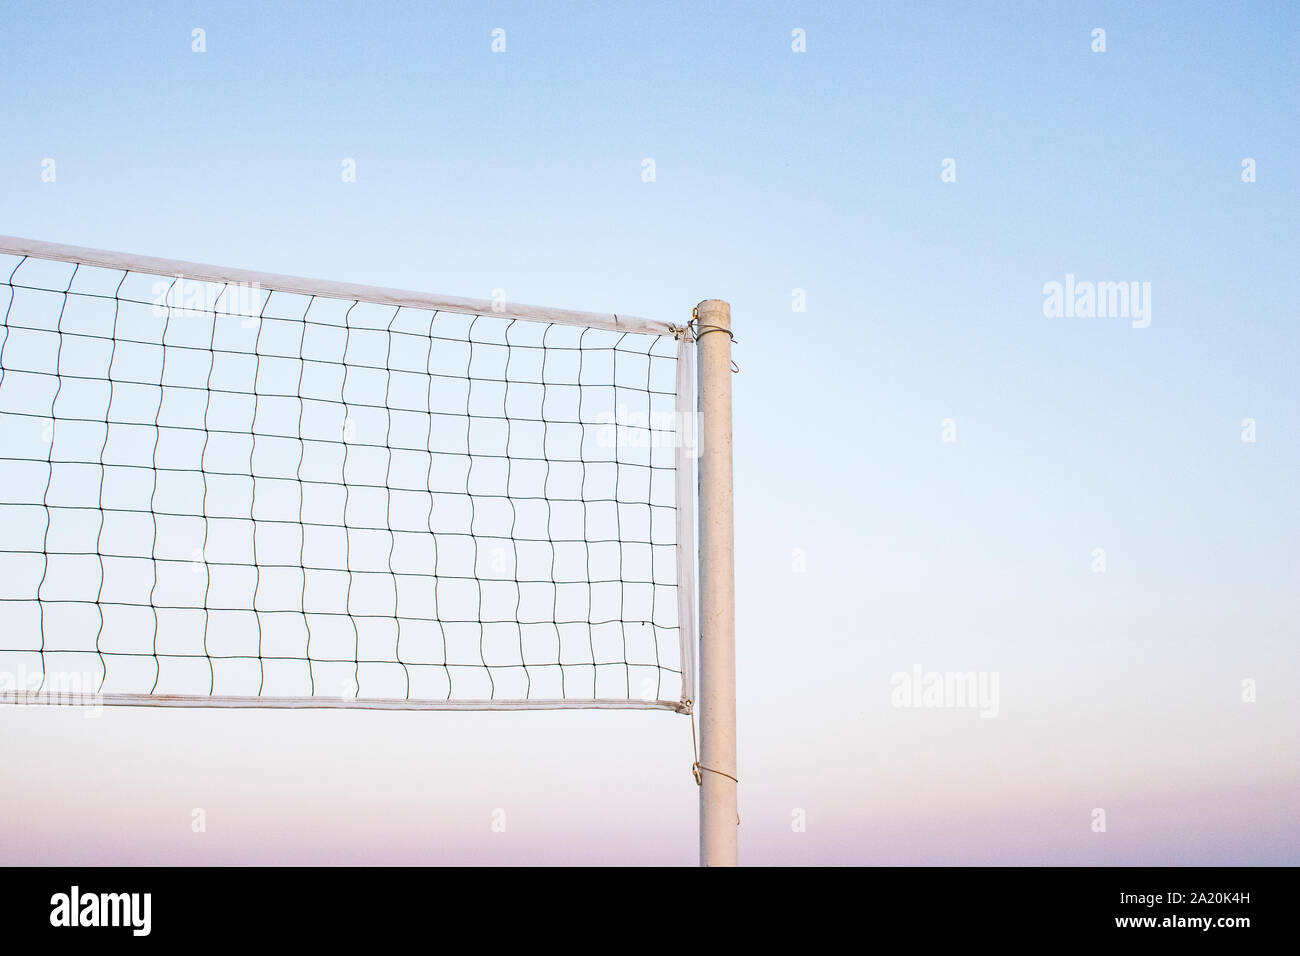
left=0, top=249, right=687, bottom=709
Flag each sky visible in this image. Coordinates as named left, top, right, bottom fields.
left=1, top=0, right=1297, bottom=865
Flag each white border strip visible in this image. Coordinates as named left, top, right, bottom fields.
left=675, top=333, right=698, bottom=710
left=0, top=235, right=668, bottom=337
left=0, top=693, right=688, bottom=713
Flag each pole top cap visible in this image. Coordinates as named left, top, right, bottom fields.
left=694, top=299, right=731, bottom=329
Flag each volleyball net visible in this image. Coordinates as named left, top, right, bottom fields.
left=0, top=237, right=696, bottom=712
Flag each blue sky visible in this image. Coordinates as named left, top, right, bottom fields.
left=1, top=0, right=1297, bottom=864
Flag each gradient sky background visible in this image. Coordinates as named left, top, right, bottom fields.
left=1, top=0, right=1297, bottom=865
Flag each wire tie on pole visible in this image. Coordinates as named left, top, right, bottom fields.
left=687, top=316, right=739, bottom=371
left=692, top=762, right=739, bottom=786
left=687, top=321, right=736, bottom=344
left=689, top=708, right=738, bottom=787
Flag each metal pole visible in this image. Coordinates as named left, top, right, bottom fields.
left=695, top=298, right=737, bottom=867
